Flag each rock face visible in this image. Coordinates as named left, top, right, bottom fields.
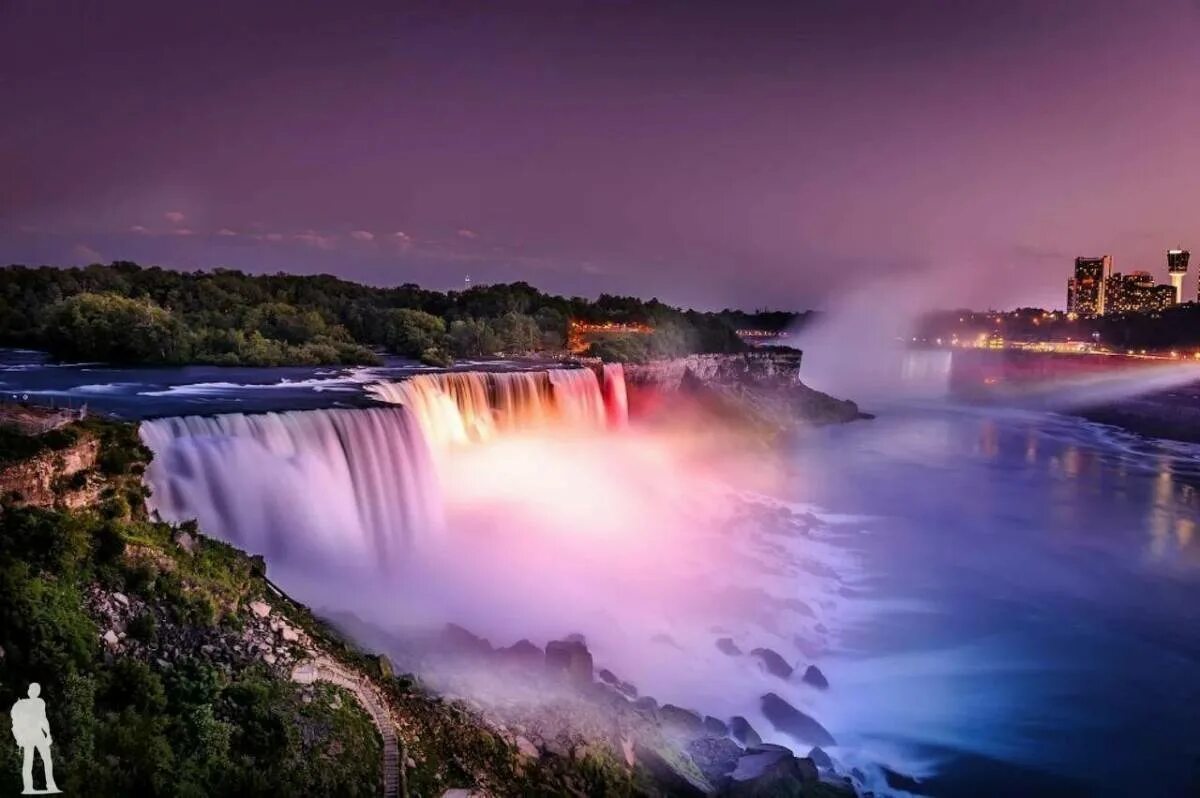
left=750, top=647, right=794, bottom=680
left=0, top=434, right=100, bottom=509
left=660, top=704, right=705, bottom=735
left=801, top=665, right=829, bottom=690
left=497, top=638, right=543, bottom=668
left=544, top=638, right=593, bottom=687
left=760, top=693, right=836, bottom=748
left=441, top=623, right=492, bottom=656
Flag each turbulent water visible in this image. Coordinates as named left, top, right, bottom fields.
left=132, top=360, right=1200, bottom=797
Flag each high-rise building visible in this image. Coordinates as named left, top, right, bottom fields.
left=1167, top=248, right=1190, bottom=304
left=1103, top=270, right=1177, bottom=315
left=1068, top=255, right=1111, bottom=316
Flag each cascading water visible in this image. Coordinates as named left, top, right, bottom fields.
left=141, top=406, right=441, bottom=566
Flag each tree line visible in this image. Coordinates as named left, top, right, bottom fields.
left=0, top=262, right=796, bottom=366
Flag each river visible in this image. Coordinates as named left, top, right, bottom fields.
left=4, top=348, right=1199, bottom=796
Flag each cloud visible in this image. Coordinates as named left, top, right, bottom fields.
left=164, top=211, right=186, bottom=224
left=217, top=228, right=238, bottom=237
left=295, top=230, right=337, bottom=250
left=173, top=228, right=195, bottom=236
left=350, top=230, right=375, bottom=241
left=393, top=231, right=411, bottom=241
left=72, top=243, right=103, bottom=263
left=264, top=232, right=284, bottom=242
left=457, top=228, right=479, bottom=240
left=130, top=225, right=149, bottom=234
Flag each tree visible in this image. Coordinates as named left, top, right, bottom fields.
left=448, top=318, right=500, bottom=357
left=44, top=293, right=189, bottom=363
left=378, top=309, right=446, bottom=357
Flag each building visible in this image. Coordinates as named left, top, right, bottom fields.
left=1103, top=271, right=1177, bottom=315
left=1067, top=255, right=1112, bottom=316
left=1167, top=248, right=1190, bottom=304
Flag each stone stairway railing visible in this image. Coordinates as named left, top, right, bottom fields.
left=293, top=657, right=402, bottom=798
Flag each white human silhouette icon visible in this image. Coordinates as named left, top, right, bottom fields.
left=10, top=683, right=60, bottom=794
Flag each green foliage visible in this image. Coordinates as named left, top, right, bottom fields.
left=0, top=262, right=751, bottom=365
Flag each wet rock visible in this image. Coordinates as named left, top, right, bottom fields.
left=102, top=629, right=120, bottom=649
left=704, top=715, right=730, bottom=736
left=716, top=637, right=742, bottom=656
left=598, top=668, right=620, bottom=686
left=544, top=639, right=593, bottom=687
left=515, top=736, right=539, bottom=759
left=633, top=696, right=659, bottom=718
left=808, top=746, right=833, bottom=770
left=174, top=529, right=197, bottom=554
left=687, top=736, right=743, bottom=783
left=729, top=716, right=762, bottom=747
left=280, top=625, right=301, bottom=643
left=441, top=623, right=492, bottom=656
left=720, top=745, right=818, bottom=796
left=760, top=693, right=836, bottom=747
left=801, top=665, right=829, bottom=690
left=497, top=638, right=543, bottom=667
left=750, top=647, right=794, bottom=680
left=660, top=704, right=704, bottom=735
left=249, top=600, right=271, bottom=618
left=617, top=680, right=638, bottom=698
left=113, top=592, right=130, bottom=607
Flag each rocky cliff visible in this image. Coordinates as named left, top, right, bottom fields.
left=0, top=432, right=102, bottom=509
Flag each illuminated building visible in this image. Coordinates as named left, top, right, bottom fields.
left=1067, top=255, right=1111, bottom=316
left=1167, top=248, right=1190, bottom=304
left=1103, top=271, right=1177, bottom=315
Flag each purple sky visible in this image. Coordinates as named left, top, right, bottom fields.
left=3, top=0, right=1200, bottom=311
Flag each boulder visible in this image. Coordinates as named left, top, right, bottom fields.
left=750, top=647, right=793, bottom=680
left=687, top=736, right=743, bottom=783
left=704, top=715, right=730, bottom=736
left=719, top=745, right=818, bottom=796
left=497, top=638, right=543, bottom=668
left=113, top=592, right=130, bottom=607
left=633, top=696, right=659, bottom=718
left=633, top=743, right=708, bottom=797
left=174, top=529, right=198, bottom=554
left=102, top=629, right=120, bottom=649
left=716, top=637, right=742, bottom=656
left=807, top=746, right=833, bottom=770
left=801, top=665, right=829, bottom=690
left=660, top=704, right=704, bottom=735
left=544, top=639, right=593, bottom=687
left=882, top=767, right=923, bottom=793
left=249, top=600, right=271, bottom=618
left=760, top=693, right=835, bottom=747
left=440, top=623, right=492, bottom=656
left=597, top=668, right=620, bottom=686
left=618, top=680, right=639, bottom=698
left=515, top=736, right=539, bottom=759
left=729, top=716, right=762, bottom=747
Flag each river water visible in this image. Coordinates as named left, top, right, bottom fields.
left=4, top=348, right=1199, bottom=796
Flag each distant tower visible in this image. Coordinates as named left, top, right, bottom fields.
left=1167, top=248, right=1189, bottom=304
left=464, top=274, right=472, bottom=291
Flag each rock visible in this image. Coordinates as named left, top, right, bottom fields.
left=750, top=648, right=793, bottom=680
left=801, top=665, right=829, bottom=690
left=660, top=704, right=704, bottom=735
left=632, top=743, right=707, bottom=797
left=175, top=529, right=197, bottom=554
left=760, top=693, right=836, bottom=748
left=807, top=746, right=833, bottom=770
left=515, top=736, right=539, bottom=759
left=651, top=632, right=682, bottom=649
left=588, top=682, right=630, bottom=709
left=720, top=745, right=818, bottom=796
left=440, top=623, right=492, bottom=656
left=882, top=766, right=923, bottom=793
left=249, top=600, right=271, bottom=618
left=280, top=625, right=300, bottom=643
left=497, top=638, right=543, bottom=668
left=102, top=629, right=120, bottom=649
left=597, top=668, right=620, bottom=686
left=704, top=715, right=730, bottom=736
left=716, top=637, right=742, bottom=656
left=565, top=632, right=587, bottom=645
left=113, top=592, right=130, bottom=607
left=263, top=654, right=277, bottom=666
left=544, top=639, right=593, bottom=687
left=633, top=696, right=659, bottom=718
left=687, top=736, right=743, bottom=783
left=617, top=680, right=638, bottom=698
left=729, top=716, right=762, bottom=747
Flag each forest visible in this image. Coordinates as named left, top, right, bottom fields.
left=0, top=262, right=796, bottom=367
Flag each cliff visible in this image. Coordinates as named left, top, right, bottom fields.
left=619, top=351, right=865, bottom=430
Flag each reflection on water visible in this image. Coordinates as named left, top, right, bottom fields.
left=790, top=403, right=1200, bottom=796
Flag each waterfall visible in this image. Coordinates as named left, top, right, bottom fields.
left=366, top=367, right=624, bottom=448
left=140, top=366, right=627, bottom=562
left=140, top=406, right=441, bottom=565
